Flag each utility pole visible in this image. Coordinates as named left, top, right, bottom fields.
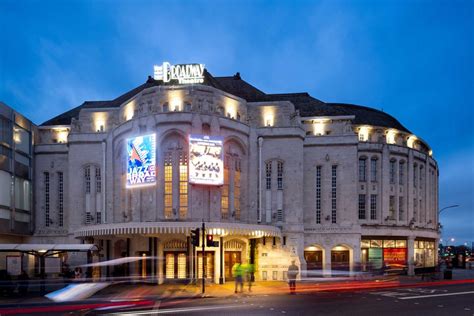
left=202, top=221, right=205, bottom=294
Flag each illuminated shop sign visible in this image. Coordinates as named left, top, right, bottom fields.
left=383, top=248, right=407, bottom=265
left=153, top=62, right=205, bottom=84
left=189, top=134, right=224, bottom=185
left=126, top=134, right=156, bottom=187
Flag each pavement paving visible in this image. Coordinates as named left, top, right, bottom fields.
left=0, top=268, right=473, bottom=304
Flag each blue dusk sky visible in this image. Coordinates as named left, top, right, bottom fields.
left=1, top=0, right=473, bottom=245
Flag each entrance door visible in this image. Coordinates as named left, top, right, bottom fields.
left=164, top=252, right=187, bottom=280
left=197, top=252, right=215, bottom=281
left=304, top=251, right=323, bottom=271
left=224, top=251, right=241, bottom=280
left=331, top=250, right=350, bottom=271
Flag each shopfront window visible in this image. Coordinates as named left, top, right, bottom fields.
left=361, top=238, right=407, bottom=271
left=415, top=240, right=435, bottom=267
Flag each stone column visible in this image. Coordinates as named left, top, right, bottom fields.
left=323, top=246, right=332, bottom=277
left=158, top=239, right=164, bottom=284
left=407, top=236, right=415, bottom=276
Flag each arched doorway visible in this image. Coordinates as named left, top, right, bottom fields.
left=304, top=245, right=324, bottom=276
left=224, top=239, right=245, bottom=280
left=331, top=245, right=350, bottom=272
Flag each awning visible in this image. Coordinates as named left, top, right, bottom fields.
left=0, top=243, right=98, bottom=252
left=75, top=221, right=281, bottom=238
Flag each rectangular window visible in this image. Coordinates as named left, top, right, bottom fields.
left=316, top=166, right=322, bottom=224
left=413, top=198, right=418, bottom=222
left=389, top=196, right=396, bottom=220
left=370, top=158, right=377, bottom=182
left=221, top=156, right=229, bottom=219
left=44, top=172, right=50, bottom=227
left=234, top=159, right=241, bottom=220
left=389, top=160, right=396, bottom=184
left=331, top=165, right=337, bottom=223
left=413, top=165, right=417, bottom=188
left=419, top=166, right=424, bottom=190
left=277, top=209, right=283, bottom=222
left=58, top=172, right=64, bottom=227
left=85, top=167, right=91, bottom=194
left=277, top=162, right=283, bottom=190
left=359, top=158, right=366, bottom=182
left=164, top=152, right=173, bottom=219
left=399, top=196, right=404, bottom=221
left=95, top=167, right=101, bottom=193
left=399, top=162, right=404, bottom=185
left=370, top=194, right=377, bottom=220
left=265, top=162, right=272, bottom=190
left=358, top=194, right=366, bottom=220
left=179, top=152, right=188, bottom=220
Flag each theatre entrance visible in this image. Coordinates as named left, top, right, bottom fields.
left=197, top=252, right=215, bottom=281
left=224, top=251, right=241, bottom=280
left=304, top=250, right=323, bottom=271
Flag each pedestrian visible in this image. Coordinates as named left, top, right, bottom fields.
left=232, top=262, right=243, bottom=293
left=243, top=260, right=254, bottom=292
left=74, top=267, right=83, bottom=281
left=18, top=270, right=29, bottom=295
left=287, top=260, right=299, bottom=294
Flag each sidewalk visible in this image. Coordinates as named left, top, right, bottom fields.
left=1, top=268, right=473, bottom=304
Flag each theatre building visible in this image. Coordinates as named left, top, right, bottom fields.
left=1, top=63, right=439, bottom=282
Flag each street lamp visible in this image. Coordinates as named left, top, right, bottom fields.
left=439, top=205, right=460, bottom=215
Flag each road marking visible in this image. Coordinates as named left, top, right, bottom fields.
left=400, top=291, right=474, bottom=300
left=438, top=305, right=444, bottom=308
left=112, top=304, right=242, bottom=315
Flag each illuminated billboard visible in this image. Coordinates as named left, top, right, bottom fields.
left=189, top=135, right=224, bottom=185
left=126, top=134, right=156, bottom=187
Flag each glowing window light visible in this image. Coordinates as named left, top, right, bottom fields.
left=386, top=129, right=397, bottom=144
left=313, top=122, right=325, bottom=136
left=429, top=150, right=433, bottom=157
left=407, top=135, right=417, bottom=148
left=93, top=112, right=107, bottom=132
left=263, top=107, right=275, bottom=127
left=171, top=98, right=181, bottom=111
left=358, top=126, right=371, bottom=142
left=124, top=102, right=135, bottom=121
left=54, top=128, right=69, bottom=143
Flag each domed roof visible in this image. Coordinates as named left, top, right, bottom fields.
left=41, top=71, right=410, bottom=133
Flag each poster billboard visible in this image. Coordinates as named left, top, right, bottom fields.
left=383, top=248, right=407, bottom=266
left=126, top=134, right=156, bottom=187
left=368, top=248, right=383, bottom=269
left=189, top=135, right=224, bottom=185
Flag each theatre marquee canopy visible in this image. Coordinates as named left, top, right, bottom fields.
left=75, top=222, right=281, bottom=238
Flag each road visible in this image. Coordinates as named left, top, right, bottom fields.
left=113, top=282, right=474, bottom=316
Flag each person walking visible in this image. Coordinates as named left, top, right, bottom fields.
left=287, top=260, right=299, bottom=294
left=243, top=260, right=254, bottom=292
left=232, top=262, right=244, bottom=293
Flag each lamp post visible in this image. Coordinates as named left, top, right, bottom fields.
left=439, top=205, right=460, bottom=215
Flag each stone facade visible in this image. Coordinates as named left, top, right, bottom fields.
left=16, top=74, right=439, bottom=282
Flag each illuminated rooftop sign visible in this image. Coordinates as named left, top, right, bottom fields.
left=189, top=134, right=224, bottom=186
left=126, top=134, right=156, bottom=188
left=153, top=62, right=205, bottom=84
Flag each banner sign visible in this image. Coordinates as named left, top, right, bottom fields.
left=189, top=135, right=224, bottom=185
left=126, top=134, right=156, bottom=187
left=368, top=248, right=383, bottom=269
left=154, top=62, right=205, bottom=84
left=383, top=248, right=407, bottom=265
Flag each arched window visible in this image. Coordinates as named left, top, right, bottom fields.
left=162, top=134, right=188, bottom=220
left=221, top=141, right=244, bottom=220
